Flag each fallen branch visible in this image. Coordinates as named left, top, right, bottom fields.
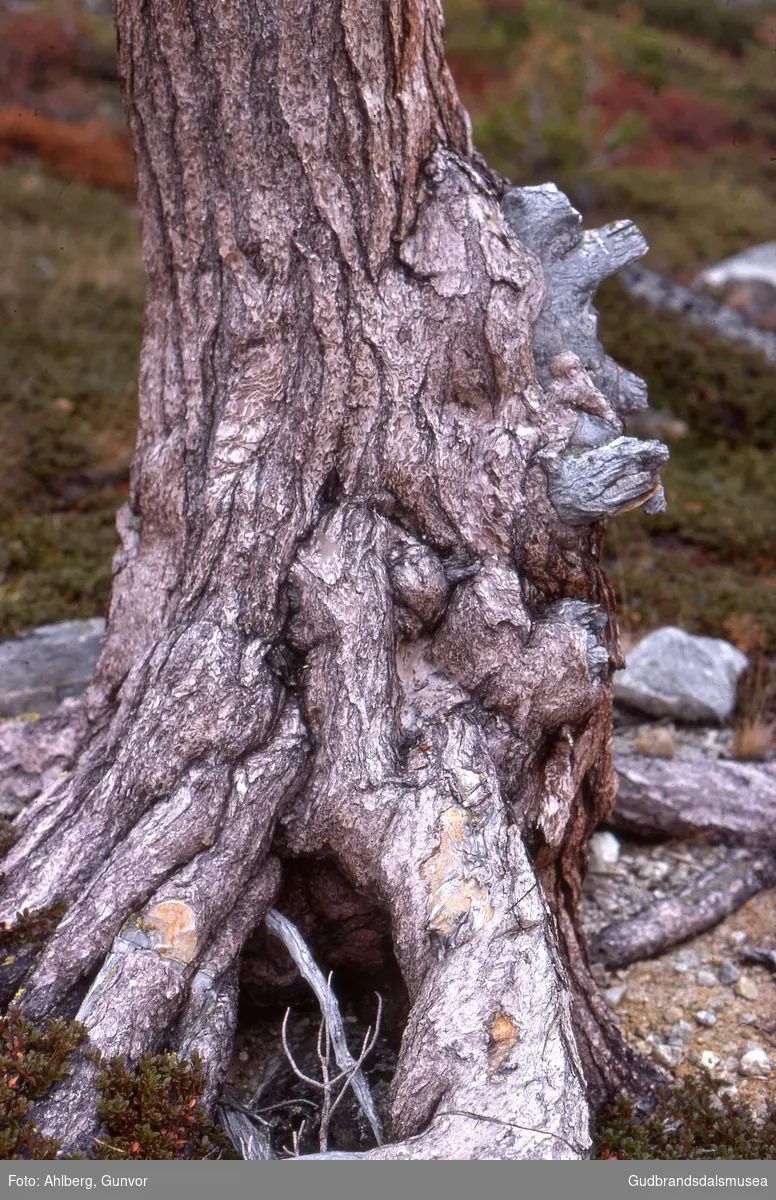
left=588, top=848, right=776, bottom=968
left=611, top=754, right=776, bottom=848
left=264, top=908, right=382, bottom=1145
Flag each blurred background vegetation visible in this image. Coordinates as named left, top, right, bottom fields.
left=1, top=0, right=775, bottom=651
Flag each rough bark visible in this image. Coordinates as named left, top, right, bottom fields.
left=0, top=0, right=668, bottom=1159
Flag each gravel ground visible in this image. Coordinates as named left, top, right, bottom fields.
left=581, top=713, right=776, bottom=1119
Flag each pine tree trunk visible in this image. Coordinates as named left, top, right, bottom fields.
left=0, top=0, right=669, bottom=1159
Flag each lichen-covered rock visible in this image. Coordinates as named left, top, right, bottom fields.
left=613, top=626, right=748, bottom=722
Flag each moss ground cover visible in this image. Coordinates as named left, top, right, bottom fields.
left=0, top=163, right=143, bottom=636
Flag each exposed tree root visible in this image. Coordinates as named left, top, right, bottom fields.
left=0, top=699, right=89, bottom=810
left=589, top=848, right=776, bottom=968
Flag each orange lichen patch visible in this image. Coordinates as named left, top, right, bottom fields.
left=142, top=900, right=198, bottom=965
left=488, top=1010, right=521, bottom=1075
left=421, top=806, right=494, bottom=944
left=0, top=109, right=134, bottom=194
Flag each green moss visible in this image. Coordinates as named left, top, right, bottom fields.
left=594, top=1075, right=776, bottom=1159
left=0, top=163, right=143, bottom=638
left=91, top=1051, right=235, bottom=1160
left=578, top=0, right=759, bottom=59
left=595, top=277, right=776, bottom=651
left=0, top=1011, right=86, bottom=1159
left=0, top=1009, right=234, bottom=1160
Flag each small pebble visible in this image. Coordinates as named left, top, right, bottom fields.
left=695, top=969, right=718, bottom=988
left=238, top=1050, right=249, bottom=1063
left=653, top=1043, right=684, bottom=1068
left=699, top=1050, right=720, bottom=1072
left=673, top=950, right=700, bottom=975
left=717, top=959, right=740, bottom=985
left=664, top=1005, right=683, bottom=1024
left=739, top=1013, right=758, bottom=1026
left=589, top=831, right=621, bottom=870
left=603, top=985, right=628, bottom=1009
left=695, top=1010, right=717, bottom=1027
left=735, top=976, right=759, bottom=1001
left=666, top=1020, right=694, bottom=1046
left=729, top=931, right=749, bottom=946
left=739, top=1048, right=772, bottom=1078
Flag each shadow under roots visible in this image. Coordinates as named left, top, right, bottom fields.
left=229, top=858, right=409, bottom=1156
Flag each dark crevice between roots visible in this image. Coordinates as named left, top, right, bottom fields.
left=231, top=856, right=409, bottom=1156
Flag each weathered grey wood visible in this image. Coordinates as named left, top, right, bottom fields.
left=611, top=754, right=776, bottom=847
left=218, top=1104, right=276, bottom=1160
left=501, top=184, right=650, bottom=413
left=588, top=849, right=776, bottom=968
left=265, top=908, right=382, bottom=1145
left=538, top=437, right=669, bottom=526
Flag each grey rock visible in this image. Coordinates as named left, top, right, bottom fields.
left=653, top=1043, right=684, bottom=1068
left=0, top=619, right=104, bottom=718
left=694, top=1010, right=717, bottom=1027
left=665, top=1020, right=694, bottom=1046
left=717, top=958, right=740, bottom=985
left=695, top=969, right=719, bottom=988
left=602, top=985, right=628, bottom=1009
left=739, top=1048, right=772, bottom=1078
left=735, top=976, right=759, bottom=1001
left=697, top=242, right=776, bottom=292
left=673, top=949, right=700, bottom=973
left=589, top=830, right=621, bottom=871
left=613, top=626, right=748, bottom=722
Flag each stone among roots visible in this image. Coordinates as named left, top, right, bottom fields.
left=613, top=627, right=748, bottom=722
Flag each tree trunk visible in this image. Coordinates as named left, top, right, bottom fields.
left=0, top=0, right=669, bottom=1159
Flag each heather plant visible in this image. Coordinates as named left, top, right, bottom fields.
left=0, top=1010, right=85, bottom=1158
left=91, top=1051, right=235, bottom=1160
left=594, top=1075, right=776, bottom=1159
